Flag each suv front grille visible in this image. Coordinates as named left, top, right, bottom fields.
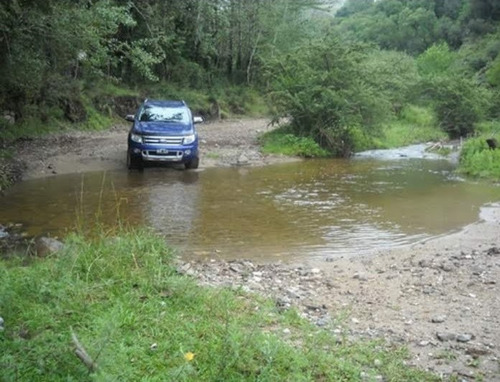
left=143, top=135, right=183, bottom=145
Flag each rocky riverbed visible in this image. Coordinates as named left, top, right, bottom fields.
left=176, top=202, right=500, bottom=381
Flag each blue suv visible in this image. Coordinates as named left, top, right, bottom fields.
left=125, top=100, right=201, bottom=170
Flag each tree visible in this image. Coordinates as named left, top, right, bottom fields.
left=266, top=37, right=391, bottom=156
left=416, top=43, right=456, bottom=76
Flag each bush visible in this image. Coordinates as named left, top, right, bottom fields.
left=266, top=38, right=391, bottom=157
left=418, top=76, right=489, bottom=138
left=459, top=137, right=500, bottom=179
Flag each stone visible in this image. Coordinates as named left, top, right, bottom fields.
left=353, top=273, right=368, bottom=281
left=436, top=332, right=456, bottom=341
left=286, top=288, right=301, bottom=299
left=237, top=154, right=249, bottom=165
left=35, top=237, right=64, bottom=257
left=456, top=333, right=473, bottom=343
left=229, top=265, right=242, bottom=273
left=431, top=315, right=446, bottom=323
left=316, top=317, right=330, bottom=327
left=440, top=262, right=454, bottom=272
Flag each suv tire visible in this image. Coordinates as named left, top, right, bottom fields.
left=185, top=156, right=199, bottom=170
left=127, top=151, right=143, bottom=170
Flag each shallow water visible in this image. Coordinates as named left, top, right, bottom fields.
left=0, top=156, right=498, bottom=261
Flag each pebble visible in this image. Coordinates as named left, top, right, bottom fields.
left=237, top=153, right=249, bottom=165
left=440, top=262, right=453, bottom=272
left=353, top=273, right=368, bottom=281
left=315, top=317, right=330, bottom=327
left=436, top=332, right=456, bottom=341
left=431, top=315, right=446, bottom=323
left=456, top=334, right=473, bottom=343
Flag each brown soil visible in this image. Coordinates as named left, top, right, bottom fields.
left=13, top=119, right=500, bottom=380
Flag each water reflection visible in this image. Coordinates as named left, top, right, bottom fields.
left=0, top=158, right=498, bottom=261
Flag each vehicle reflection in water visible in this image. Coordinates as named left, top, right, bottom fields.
left=0, top=158, right=498, bottom=262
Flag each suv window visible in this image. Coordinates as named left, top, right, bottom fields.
left=139, top=105, right=190, bottom=123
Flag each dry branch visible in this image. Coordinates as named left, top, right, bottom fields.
left=71, top=329, right=97, bottom=372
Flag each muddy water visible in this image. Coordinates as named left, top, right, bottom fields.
left=0, top=157, right=498, bottom=261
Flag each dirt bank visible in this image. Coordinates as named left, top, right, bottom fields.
left=12, top=119, right=500, bottom=380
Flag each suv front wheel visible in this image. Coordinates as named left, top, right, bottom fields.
left=127, top=151, right=143, bottom=170
left=184, top=156, right=199, bottom=170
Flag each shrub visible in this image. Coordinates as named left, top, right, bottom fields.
left=459, top=137, right=500, bottom=179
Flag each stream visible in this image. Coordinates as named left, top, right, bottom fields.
left=1, top=145, right=498, bottom=261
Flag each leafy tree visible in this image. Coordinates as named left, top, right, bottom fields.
left=416, top=43, right=456, bottom=76
left=361, top=49, right=419, bottom=112
left=419, top=75, right=489, bottom=138
left=266, top=38, right=390, bottom=156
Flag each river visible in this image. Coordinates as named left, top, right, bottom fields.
left=1, top=146, right=498, bottom=261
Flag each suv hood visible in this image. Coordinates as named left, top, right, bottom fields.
left=135, top=121, right=194, bottom=135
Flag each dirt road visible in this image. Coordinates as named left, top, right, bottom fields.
left=16, top=118, right=295, bottom=179
left=13, top=119, right=500, bottom=380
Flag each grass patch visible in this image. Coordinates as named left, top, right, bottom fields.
left=0, top=230, right=438, bottom=381
left=260, top=127, right=330, bottom=158
left=458, top=134, right=500, bottom=180
left=373, top=105, right=446, bottom=149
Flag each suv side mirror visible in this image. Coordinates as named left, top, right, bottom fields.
left=193, top=116, right=203, bottom=124
left=125, top=114, right=135, bottom=122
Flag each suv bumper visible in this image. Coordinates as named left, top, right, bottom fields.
left=128, top=142, right=198, bottom=163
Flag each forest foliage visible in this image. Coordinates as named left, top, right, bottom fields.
left=1, top=0, right=500, bottom=163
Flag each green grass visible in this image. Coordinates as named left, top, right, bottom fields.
left=259, top=127, right=330, bottom=158
left=458, top=137, right=500, bottom=181
left=0, top=230, right=438, bottom=381
left=373, top=105, right=446, bottom=149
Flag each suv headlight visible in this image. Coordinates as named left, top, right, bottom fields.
left=183, top=134, right=196, bottom=145
left=130, top=133, right=143, bottom=143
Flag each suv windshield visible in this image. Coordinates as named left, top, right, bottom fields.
left=139, top=105, right=190, bottom=123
